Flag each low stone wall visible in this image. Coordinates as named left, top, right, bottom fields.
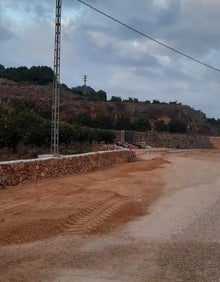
left=0, top=150, right=136, bottom=189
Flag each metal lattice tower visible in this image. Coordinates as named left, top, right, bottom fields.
left=83, top=75, right=88, bottom=94
left=51, top=0, right=62, bottom=156
left=83, top=75, right=88, bottom=86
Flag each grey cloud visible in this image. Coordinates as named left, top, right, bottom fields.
left=0, top=25, right=14, bottom=42
left=33, top=4, right=52, bottom=18
left=82, top=0, right=220, bottom=60
left=65, top=20, right=160, bottom=69
left=0, top=9, right=15, bottom=43
left=1, top=0, right=220, bottom=118
left=74, top=0, right=220, bottom=63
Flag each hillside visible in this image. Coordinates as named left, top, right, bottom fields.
left=0, top=79, right=219, bottom=135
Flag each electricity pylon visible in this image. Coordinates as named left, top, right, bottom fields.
left=83, top=75, right=88, bottom=86
left=83, top=75, right=88, bottom=94
left=51, top=0, right=62, bottom=156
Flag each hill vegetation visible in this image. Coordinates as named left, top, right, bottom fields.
left=0, top=64, right=220, bottom=157
left=0, top=65, right=53, bottom=85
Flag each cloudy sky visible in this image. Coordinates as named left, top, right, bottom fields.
left=1, top=0, right=220, bottom=118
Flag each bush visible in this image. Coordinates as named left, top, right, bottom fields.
left=169, top=120, right=187, bottom=133
left=93, top=114, right=114, bottom=129
left=154, top=120, right=169, bottom=132
left=74, top=113, right=94, bottom=127
left=59, top=122, right=79, bottom=146
left=110, top=96, right=122, bottom=102
left=115, top=116, right=133, bottom=130
left=0, top=108, right=49, bottom=151
left=95, top=129, right=116, bottom=143
left=152, top=99, right=160, bottom=104
left=123, top=97, right=139, bottom=103
left=133, top=118, right=151, bottom=132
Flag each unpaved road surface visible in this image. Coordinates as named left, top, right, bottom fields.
left=1, top=150, right=220, bottom=281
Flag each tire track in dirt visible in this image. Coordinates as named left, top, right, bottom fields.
left=62, top=195, right=130, bottom=235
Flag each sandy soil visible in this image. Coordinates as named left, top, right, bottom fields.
left=0, top=154, right=167, bottom=246
left=1, top=149, right=220, bottom=281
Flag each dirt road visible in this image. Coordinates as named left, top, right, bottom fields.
left=1, top=150, right=220, bottom=281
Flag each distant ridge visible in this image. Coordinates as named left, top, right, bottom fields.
left=0, top=79, right=220, bottom=136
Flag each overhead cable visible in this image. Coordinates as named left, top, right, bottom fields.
left=77, top=0, right=220, bottom=73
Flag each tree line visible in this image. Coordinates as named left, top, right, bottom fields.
left=0, top=100, right=189, bottom=154
left=109, top=96, right=182, bottom=105
left=206, top=118, right=220, bottom=126
left=0, top=65, right=54, bottom=85
left=70, top=112, right=187, bottom=133
left=0, top=104, right=115, bottom=153
left=70, top=87, right=107, bottom=102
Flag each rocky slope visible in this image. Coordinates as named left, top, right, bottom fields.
left=0, top=79, right=219, bottom=135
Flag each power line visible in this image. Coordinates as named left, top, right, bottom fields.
left=77, top=0, right=220, bottom=73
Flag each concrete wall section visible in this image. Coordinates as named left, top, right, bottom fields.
left=0, top=150, right=136, bottom=189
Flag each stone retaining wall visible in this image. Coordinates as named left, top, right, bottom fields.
left=0, top=150, right=136, bottom=189
left=115, top=131, right=214, bottom=149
